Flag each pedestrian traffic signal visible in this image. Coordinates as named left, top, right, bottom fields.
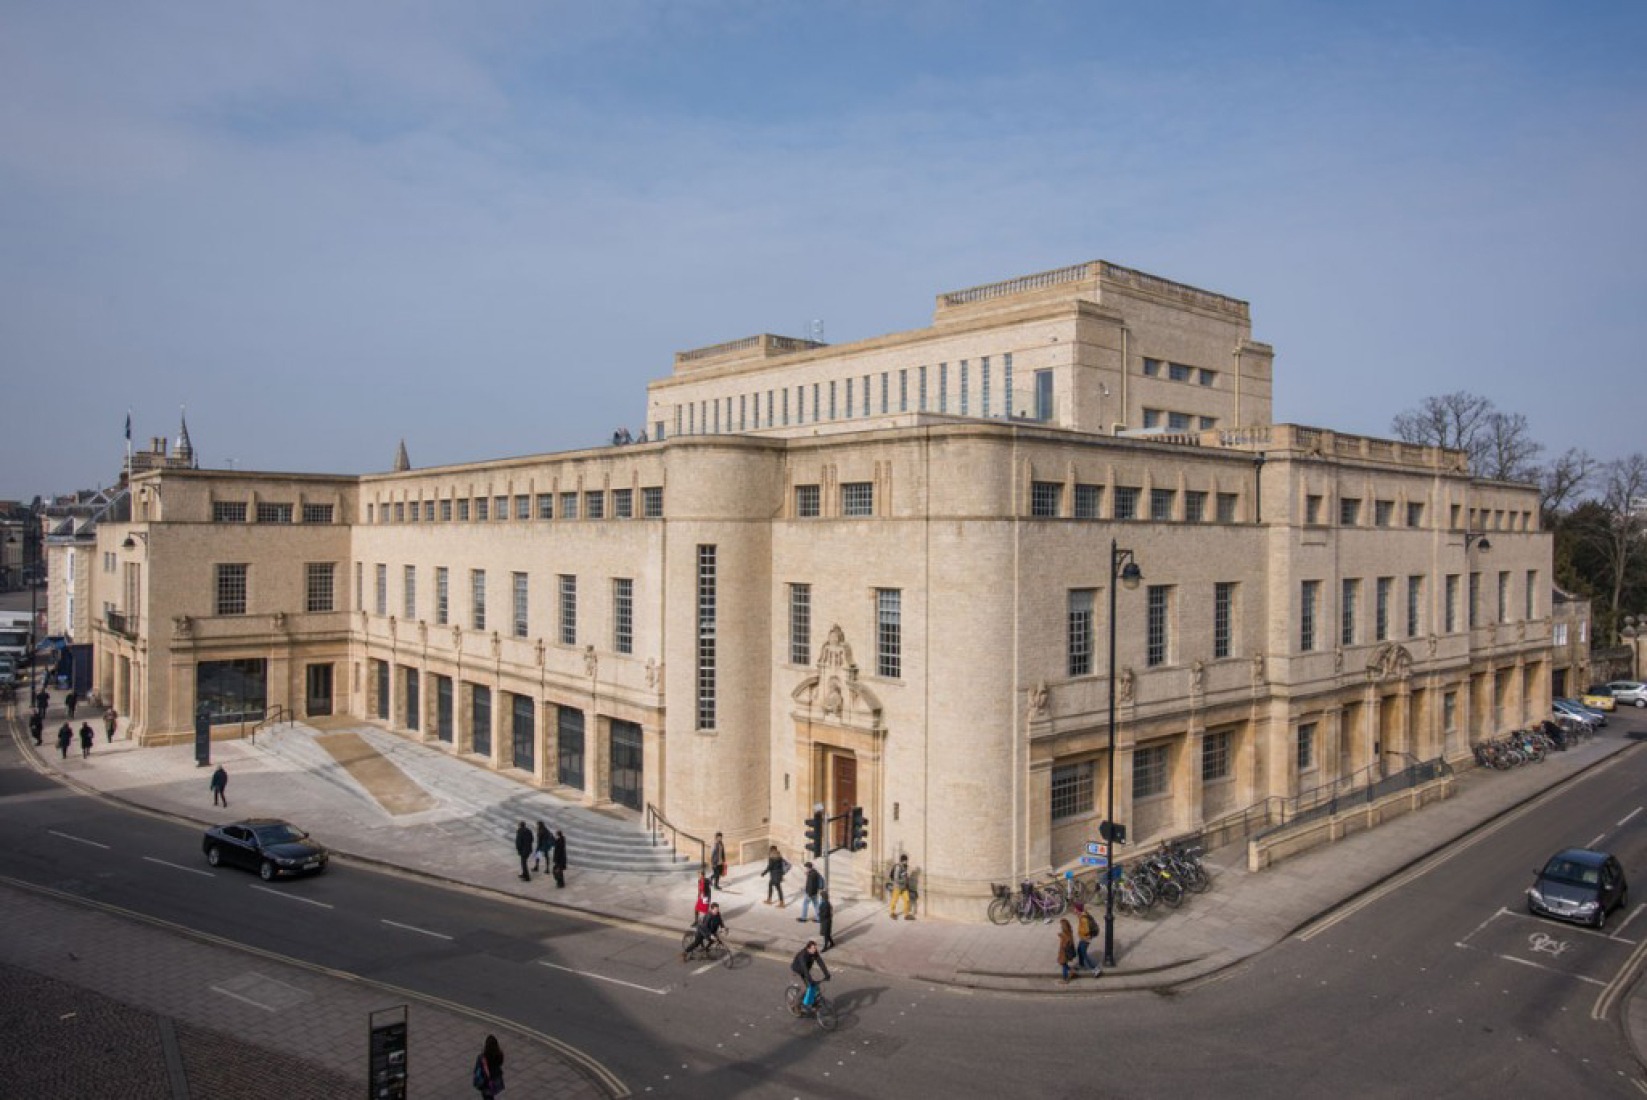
left=804, top=809, right=824, bottom=857
left=849, top=806, right=868, bottom=851
left=1098, top=820, right=1127, bottom=845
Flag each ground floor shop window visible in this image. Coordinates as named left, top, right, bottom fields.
left=512, top=694, right=534, bottom=772
left=197, top=659, right=267, bottom=725
left=558, top=707, right=585, bottom=790
left=471, top=684, right=492, bottom=756
left=610, top=720, right=642, bottom=810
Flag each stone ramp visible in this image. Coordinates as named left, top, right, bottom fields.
left=314, top=732, right=438, bottom=816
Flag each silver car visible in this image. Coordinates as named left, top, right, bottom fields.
left=1605, top=681, right=1647, bottom=708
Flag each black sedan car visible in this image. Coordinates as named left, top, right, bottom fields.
left=1527, top=848, right=1627, bottom=929
left=203, top=819, right=329, bottom=881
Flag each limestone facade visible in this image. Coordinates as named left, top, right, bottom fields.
left=89, top=260, right=1550, bottom=917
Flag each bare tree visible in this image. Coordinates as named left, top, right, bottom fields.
left=1390, top=391, right=1541, bottom=481
left=1588, top=454, right=1647, bottom=640
left=1539, top=448, right=1597, bottom=519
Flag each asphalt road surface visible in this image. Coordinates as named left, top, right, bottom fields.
left=4, top=721, right=1646, bottom=1098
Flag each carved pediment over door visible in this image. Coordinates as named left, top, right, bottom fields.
left=791, top=623, right=884, bottom=731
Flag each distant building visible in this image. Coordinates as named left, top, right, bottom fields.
left=91, top=260, right=1552, bottom=916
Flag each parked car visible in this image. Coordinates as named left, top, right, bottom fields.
left=1527, top=848, right=1628, bottom=929
left=1554, top=698, right=1607, bottom=727
left=1604, top=681, right=1647, bottom=708
left=1581, top=687, right=1618, bottom=712
left=0, top=654, right=16, bottom=688
left=202, top=819, right=329, bottom=881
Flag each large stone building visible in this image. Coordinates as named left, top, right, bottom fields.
left=91, top=260, right=1551, bottom=916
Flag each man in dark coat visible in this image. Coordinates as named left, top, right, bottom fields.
left=77, top=722, right=93, bottom=759
left=514, top=821, right=533, bottom=881
left=551, top=829, right=567, bottom=888
left=29, top=710, right=43, bottom=745
left=65, top=689, right=78, bottom=719
left=210, top=765, right=229, bottom=807
left=56, top=722, right=72, bottom=759
left=818, top=891, right=836, bottom=952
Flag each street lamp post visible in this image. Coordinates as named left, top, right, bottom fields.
left=1103, top=539, right=1142, bottom=969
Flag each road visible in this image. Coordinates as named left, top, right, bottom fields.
left=4, top=717, right=1647, bottom=1097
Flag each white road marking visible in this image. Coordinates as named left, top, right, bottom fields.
left=380, top=919, right=452, bottom=940
left=48, top=830, right=109, bottom=849
left=1588, top=833, right=1608, bottom=849
left=1618, top=807, right=1642, bottom=828
left=1615, top=904, right=1645, bottom=937
left=1495, top=954, right=1607, bottom=987
left=210, top=985, right=279, bottom=1011
left=538, top=960, right=668, bottom=995
left=249, top=884, right=333, bottom=909
left=691, top=960, right=720, bottom=976
left=143, top=856, right=213, bottom=877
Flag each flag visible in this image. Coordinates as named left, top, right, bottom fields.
left=124, top=412, right=131, bottom=442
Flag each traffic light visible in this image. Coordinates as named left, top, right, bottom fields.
left=804, top=809, right=824, bottom=857
left=1098, top=820, right=1127, bottom=845
left=849, top=806, right=869, bottom=851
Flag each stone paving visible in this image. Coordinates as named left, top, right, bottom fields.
left=10, top=686, right=1647, bottom=1087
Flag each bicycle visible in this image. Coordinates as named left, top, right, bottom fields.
left=1015, top=880, right=1067, bottom=924
left=1105, top=866, right=1156, bottom=917
left=785, top=979, right=837, bottom=1031
left=680, top=927, right=735, bottom=968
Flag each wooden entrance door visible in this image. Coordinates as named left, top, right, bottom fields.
left=831, top=754, right=857, bottom=850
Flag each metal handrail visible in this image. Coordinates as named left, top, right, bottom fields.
left=247, top=704, right=293, bottom=744
left=645, top=803, right=706, bottom=869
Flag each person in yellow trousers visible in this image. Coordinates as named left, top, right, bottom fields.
left=888, top=853, right=915, bottom=920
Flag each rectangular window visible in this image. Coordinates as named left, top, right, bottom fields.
left=1305, top=495, right=1323, bottom=525
left=1443, top=690, right=1458, bottom=732
left=1199, top=416, right=1217, bottom=431
left=1341, top=578, right=1359, bottom=646
left=1034, top=369, right=1053, bottom=421
left=796, top=485, right=821, bottom=517
left=881, top=372, right=889, bottom=414
left=512, top=572, right=529, bottom=638
left=404, top=565, right=417, bottom=620
left=436, top=567, right=449, bottom=626
left=1168, top=361, right=1192, bottom=382
left=1301, top=580, right=1320, bottom=651
left=305, top=563, right=335, bottom=613
left=1142, top=357, right=1161, bottom=377
left=614, top=488, right=633, bottom=519
left=1068, top=589, right=1095, bottom=677
left=842, top=482, right=874, bottom=517
left=375, top=563, right=387, bottom=616
left=423, top=501, right=435, bottom=522
left=981, top=356, right=991, bottom=416
left=255, top=502, right=292, bottom=524
left=470, top=570, right=486, bottom=631
left=1150, top=489, right=1175, bottom=521
left=215, top=564, right=248, bottom=616
left=1339, top=497, right=1361, bottom=526
left=394, top=502, right=405, bottom=523
left=1184, top=491, right=1207, bottom=523
left=812, top=382, right=820, bottom=422
left=696, top=546, right=717, bottom=730
left=457, top=499, right=470, bottom=521
left=1214, top=582, right=1235, bottom=659
left=1469, top=572, right=1481, bottom=629
left=1201, top=730, right=1232, bottom=782
left=1445, top=574, right=1460, bottom=632
left=789, top=583, right=812, bottom=665
left=1376, top=577, right=1392, bottom=641
left=830, top=380, right=838, bottom=420
left=1167, top=411, right=1191, bottom=431
left=1216, top=493, right=1238, bottom=523
left=1406, top=576, right=1423, bottom=638
left=1004, top=352, right=1013, bottom=417
left=1134, top=744, right=1168, bottom=798
left=1142, top=408, right=1161, bottom=429
left=1554, top=622, right=1568, bottom=646
left=1407, top=501, right=1424, bottom=528
left=585, top=490, right=605, bottom=520
left=438, top=498, right=452, bottom=522
left=536, top=494, right=554, bottom=520
left=1198, top=368, right=1216, bottom=387
left=899, top=369, right=908, bottom=412
left=558, top=574, right=577, bottom=646
left=514, top=495, right=530, bottom=520
left=938, top=363, right=947, bottom=414
left=302, top=504, right=334, bottom=524
left=560, top=492, right=578, bottom=520
left=213, top=501, right=247, bottom=523
left=1114, top=487, right=1140, bottom=520
left=1146, top=585, right=1171, bottom=667
left=1297, top=722, right=1317, bottom=771
left=475, top=497, right=489, bottom=521
left=1374, top=500, right=1394, bottom=527
left=959, top=361, right=969, bottom=415
left=1526, top=570, right=1537, bottom=620
left=613, top=578, right=633, bottom=654
left=1031, top=482, right=1062, bottom=517
left=1074, top=484, right=1102, bottom=519
left=354, top=562, right=363, bottom=612
left=1497, top=571, right=1510, bottom=623
left=1050, top=760, right=1094, bottom=821
left=643, top=487, right=664, bottom=518
left=876, top=588, right=902, bottom=679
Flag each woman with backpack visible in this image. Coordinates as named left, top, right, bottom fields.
left=1072, top=901, right=1102, bottom=977
left=473, top=1034, right=504, bottom=1098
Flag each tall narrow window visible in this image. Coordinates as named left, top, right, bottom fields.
left=696, top=546, right=717, bottom=729
left=918, top=365, right=928, bottom=411
left=876, top=588, right=902, bottom=679
left=375, top=564, right=387, bottom=616
left=1201, top=730, right=1232, bottom=782
left=213, top=564, right=248, bottom=616
left=1003, top=352, right=1014, bottom=418
left=1445, top=574, right=1460, bottom=632
left=306, top=563, right=335, bottom=613
left=470, top=569, right=486, bottom=631
left=1034, top=369, right=1053, bottom=422
left=1406, top=575, right=1423, bottom=638
left=1213, top=582, right=1235, bottom=659
left=1051, top=761, right=1095, bottom=820
left=512, top=572, right=529, bottom=638
left=1068, top=589, right=1094, bottom=677
left=1376, top=577, right=1392, bottom=641
left=1297, top=723, right=1317, bottom=771
left=1113, top=487, right=1140, bottom=520
left=938, top=363, right=948, bottom=413
left=558, top=574, right=577, bottom=646
left=1341, top=578, right=1359, bottom=646
left=1301, top=580, right=1320, bottom=652
left=436, top=567, right=449, bottom=626
left=354, top=561, right=363, bottom=611
left=1031, top=482, right=1062, bottom=517
left=613, top=578, right=633, bottom=655
left=1525, top=569, right=1538, bottom=620
left=981, top=356, right=991, bottom=417
left=789, top=583, right=812, bottom=666
left=1133, top=744, right=1168, bottom=798
left=1497, top=571, right=1510, bottom=623
left=1146, top=585, right=1171, bottom=667
left=1469, top=572, right=1481, bottom=629
left=404, top=565, right=417, bottom=620
left=959, top=360, right=969, bottom=415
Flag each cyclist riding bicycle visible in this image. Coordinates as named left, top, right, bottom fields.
left=682, top=902, right=727, bottom=960
left=790, top=939, right=831, bottom=1009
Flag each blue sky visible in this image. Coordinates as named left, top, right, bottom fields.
left=2, top=1, right=1643, bottom=498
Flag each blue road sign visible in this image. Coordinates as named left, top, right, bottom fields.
left=1080, top=856, right=1109, bottom=868
left=1085, top=842, right=1109, bottom=857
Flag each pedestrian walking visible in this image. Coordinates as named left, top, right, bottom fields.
left=65, top=689, right=78, bottom=719
left=694, top=873, right=712, bottom=923
left=210, top=764, right=229, bottom=807
left=56, top=722, right=72, bottom=759
left=818, top=891, right=836, bottom=952
left=472, top=1034, right=505, bottom=1099
left=35, top=687, right=49, bottom=717
left=103, top=707, right=119, bottom=743
left=78, top=721, right=93, bottom=759
left=710, top=831, right=727, bottom=890
left=29, top=710, right=43, bottom=745
left=1073, top=901, right=1101, bottom=977
left=798, top=861, right=824, bottom=922
left=531, top=819, right=551, bottom=872
left=551, top=829, right=567, bottom=887
left=1057, top=917, right=1077, bottom=984
left=888, top=853, right=915, bottom=919
left=514, top=821, right=533, bottom=881
left=762, top=844, right=788, bottom=906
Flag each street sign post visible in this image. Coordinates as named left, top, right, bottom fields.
left=1079, top=855, right=1109, bottom=868
left=1085, top=841, right=1110, bottom=857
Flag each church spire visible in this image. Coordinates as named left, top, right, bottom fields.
left=393, top=439, right=410, bottom=472
left=176, top=406, right=196, bottom=468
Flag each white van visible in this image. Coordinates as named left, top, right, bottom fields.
left=0, top=611, right=29, bottom=665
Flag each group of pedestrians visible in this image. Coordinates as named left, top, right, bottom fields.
left=25, top=684, right=120, bottom=757
left=513, top=820, right=566, bottom=886
left=1057, top=901, right=1103, bottom=983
